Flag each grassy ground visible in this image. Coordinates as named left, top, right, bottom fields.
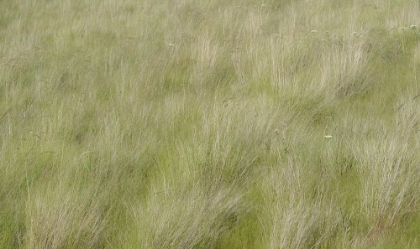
left=1, top=0, right=420, bottom=248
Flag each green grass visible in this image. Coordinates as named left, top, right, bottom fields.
left=1, top=0, right=420, bottom=248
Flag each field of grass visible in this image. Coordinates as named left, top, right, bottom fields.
left=1, top=0, right=420, bottom=248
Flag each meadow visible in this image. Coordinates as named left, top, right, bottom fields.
left=1, top=0, right=420, bottom=248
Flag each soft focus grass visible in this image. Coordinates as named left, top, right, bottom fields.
left=1, top=0, right=420, bottom=248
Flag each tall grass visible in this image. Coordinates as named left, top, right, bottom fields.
left=1, top=0, right=420, bottom=248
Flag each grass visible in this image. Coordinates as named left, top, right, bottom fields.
left=1, top=0, right=420, bottom=248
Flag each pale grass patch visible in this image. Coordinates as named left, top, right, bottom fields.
left=321, top=37, right=371, bottom=97
left=25, top=181, right=107, bottom=249
left=384, top=1, right=420, bottom=29
left=262, top=160, right=342, bottom=249
left=131, top=184, right=245, bottom=248
left=356, top=100, right=420, bottom=237
left=128, top=95, right=278, bottom=248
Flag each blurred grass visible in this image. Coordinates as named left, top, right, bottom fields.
left=1, top=0, right=420, bottom=248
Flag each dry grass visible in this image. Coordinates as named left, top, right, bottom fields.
left=1, top=0, right=420, bottom=248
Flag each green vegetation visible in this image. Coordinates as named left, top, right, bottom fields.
left=1, top=0, right=420, bottom=248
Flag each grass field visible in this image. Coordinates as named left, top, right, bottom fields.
left=1, top=0, right=420, bottom=248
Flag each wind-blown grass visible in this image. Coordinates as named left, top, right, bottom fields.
left=1, top=0, right=420, bottom=248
